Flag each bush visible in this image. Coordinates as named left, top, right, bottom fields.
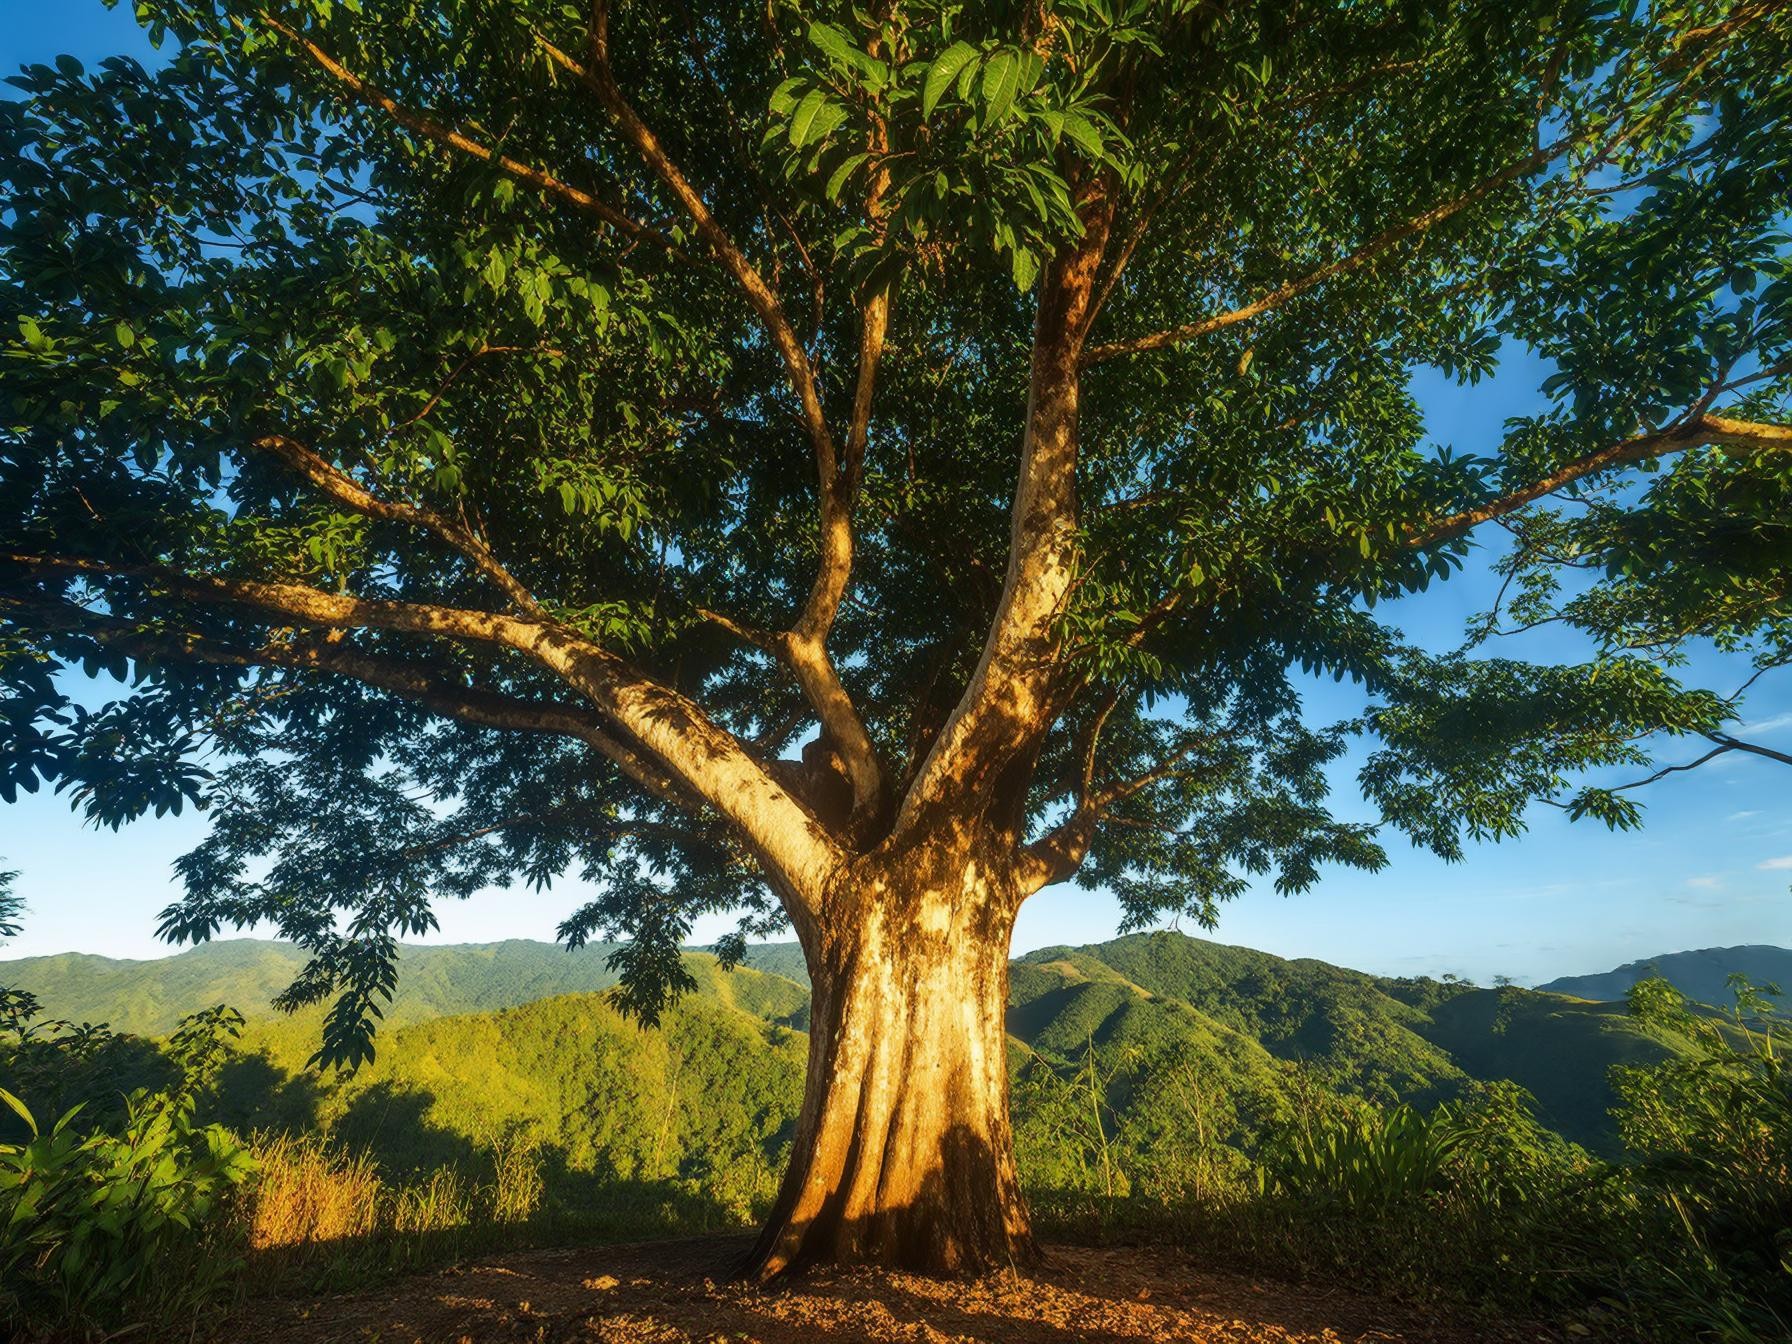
left=1606, top=975, right=1792, bottom=1342
left=1265, top=1100, right=1462, bottom=1214
left=0, top=1008, right=257, bottom=1339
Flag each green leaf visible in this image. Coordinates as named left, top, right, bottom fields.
left=0, top=1088, right=37, bottom=1139
left=113, top=321, right=135, bottom=349
left=1011, top=245, right=1039, bottom=292
left=922, top=41, right=978, bottom=120
left=1061, top=111, right=1103, bottom=157
left=806, top=22, right=855, bottom=68
left=825, top=152, right=869, bottom=202
left=980, top=51, right=1022, bottom=125
left=768, top=77, right=805, bottom=116
left=788, top=88, right=844, bottom=148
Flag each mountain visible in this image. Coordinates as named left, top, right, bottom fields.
left=0, top=938, right=808, bottom=1037
left=222, top=990, right=808, bottom=1193
left=1538, top=944, right=1792, bottom=1007
left=5, top=930, right=1699, bottom=1151
left=1008, top=933, right=1691, bottom=1150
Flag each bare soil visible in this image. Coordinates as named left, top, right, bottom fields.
left=226, top=1235, right=1563, bottom=1344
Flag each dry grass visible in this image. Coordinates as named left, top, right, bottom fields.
left=243, top=1130, right=542, bottom=1252
left=246, top=1134, right=385, bottom=1249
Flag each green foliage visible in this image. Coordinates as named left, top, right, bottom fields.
left=0, top=1008, right=257, bottom=1338
left=1040, top=978, right=1788, bottom=1343
left=1607, top=975, right=1792, bottom=1339
left=1265, top=1100, right=1462, bottom=1215
left=0, top=936, right=810, bottom=1037
left=0, top=0, right=1785, bottom=1068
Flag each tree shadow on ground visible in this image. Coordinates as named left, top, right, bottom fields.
left=224, top=1232, right=1510, bottom=1344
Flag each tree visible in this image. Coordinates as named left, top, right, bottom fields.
left=2, top=0, right=1789, bottom=1278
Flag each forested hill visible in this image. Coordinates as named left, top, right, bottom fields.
left=4, top=930, right=1719, bottom=1150
left=0, top=938, right=809, bottom=1037
left=1538, top=945, right=1792, bottom=1006
left=1005, top=934, right=1697, bottom=1150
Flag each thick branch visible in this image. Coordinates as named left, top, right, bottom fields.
left=3, top=554, right=841, bottom=908
left=579, top=5, right=883, bottom=824
left=260, top=15, right=678, bottom=252
left=5, top=593, right=692, bottom=806
left=1408, top=412, right=1792, bottom=547
left=897, top=194, right=1116, bottom=835
left=249, top=434, right=546, bottom=618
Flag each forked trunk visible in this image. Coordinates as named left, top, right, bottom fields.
left=741, top=852, right=1037, bottom=1280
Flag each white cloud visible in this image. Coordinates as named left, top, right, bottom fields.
left=1729, top=810, right=1761, bottom=822
left=1686, top=875, right=1723, bottom=890
left=1742, top=712, right=1792, bottom=736
left=1759, top=855, right=1792, bottom=871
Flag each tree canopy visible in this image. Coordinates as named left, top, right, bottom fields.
left=3, top=0, right=1789, bottom=1071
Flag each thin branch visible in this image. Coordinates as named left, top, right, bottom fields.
left=579, top=4, right=836, bottom=491
left=1083, top=126, right=1581, bottom=365
left=1603, top=728, right=1792, bottom=793
left=388, top=344, right=561, bottom=436
left=1704, top=731, right=1792, bottom=768
left=1609, top=740, right=1737, bottom=791
left=1408, top=412, right=1792, bottom=547
left=259, top=14, right=680, bottom=254
left=1081, top=3, right=1776, bottom=369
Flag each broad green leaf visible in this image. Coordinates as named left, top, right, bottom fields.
left=981, top=51, right=1022, bottom=125
left=922, top=41, right=978, bottom=119
left=0, top=1088, right=36, bottom=1138
left=825, top=152, right=869, bottom=202
left=1062, top=111, right=1103, bottom=157
left=1011, top=245, right=1039, bottom=291
left=788, top=88, right=844, bottom=148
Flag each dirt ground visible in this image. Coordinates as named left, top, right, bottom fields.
left=226, top=1235, right=1564, bottom=1344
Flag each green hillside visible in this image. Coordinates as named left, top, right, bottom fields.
left=1010, top=933, right=1693, bottom=1151
left=1538, top=944, right=1792, bottom=1007
left=4, top=930, right=1700, bottom=1152
left=222, top=991, right=807, bottom=1210
left=1, top=938, right=808, bottom=1037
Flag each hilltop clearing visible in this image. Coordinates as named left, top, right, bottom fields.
left=226, top=1235, right=1553, bottom=1344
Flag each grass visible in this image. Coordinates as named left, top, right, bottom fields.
left=234, top=1128, right=764, bottom=1296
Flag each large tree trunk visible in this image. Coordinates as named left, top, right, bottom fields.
left=741, top=848, right=1037, bottom=1280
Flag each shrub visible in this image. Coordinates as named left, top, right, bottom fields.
left=0, top=1008, right=257, bottom=1338
left=1264, top=1100, right=1461, bottom=1215
left=1606, top=975, right=1792, bottom=1342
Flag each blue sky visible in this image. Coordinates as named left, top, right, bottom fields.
left=2, top=6, right=1788, bottom=983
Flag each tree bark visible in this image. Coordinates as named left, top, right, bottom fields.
left=741, top=846, right=1038, bottom=1280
